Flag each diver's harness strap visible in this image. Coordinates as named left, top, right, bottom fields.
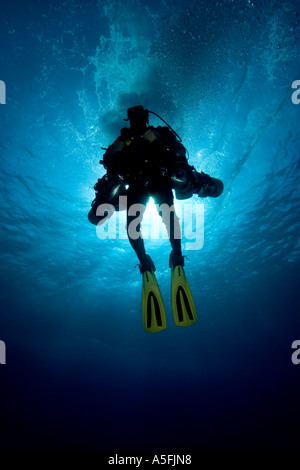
left=171, top=165, right=223, bottom=199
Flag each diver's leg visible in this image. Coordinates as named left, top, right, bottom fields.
left=164, top=207, right=182, bottom=256
left=154, top=189, right=184, bottom=266
left=126, top=193, right=153, bottom=271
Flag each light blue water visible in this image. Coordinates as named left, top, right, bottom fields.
left=1, top=0, right=300, bottom=450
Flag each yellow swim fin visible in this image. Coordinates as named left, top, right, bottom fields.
left=170, top=264, right=197, bottom=327
left=142, top=269, right=167, bottom=333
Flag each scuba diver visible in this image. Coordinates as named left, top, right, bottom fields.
left=88, top=105, right=223, bottom=333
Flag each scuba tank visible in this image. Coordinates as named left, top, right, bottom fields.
left=171, top=167, right=223, bottom=199
left=92, top=174, right=128, bottom=211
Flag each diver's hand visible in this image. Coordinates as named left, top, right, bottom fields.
left=143, top=129, right=160, bottom=143
left=110, top=140, right=125, bottom=154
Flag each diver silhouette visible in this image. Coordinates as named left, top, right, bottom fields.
left=88, top=105, right=223, bottom=332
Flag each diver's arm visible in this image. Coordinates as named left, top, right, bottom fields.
left=142, top=126, right=179, bottom=153
left=161, top=129, right=190, bottom=171
left=109, top=140, right=125, bottom=153
left=143, top=128, right=160, bottom=143
left=103, top=138, right=127, bottom=175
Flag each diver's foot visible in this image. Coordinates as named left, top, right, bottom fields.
left=169, top=250, right=185, bottom=268
left=139, top=254, right=156, bottom=274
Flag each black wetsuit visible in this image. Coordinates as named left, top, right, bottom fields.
left=89, top=125, right=188, bottom=266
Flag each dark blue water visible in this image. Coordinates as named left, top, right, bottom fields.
left=1, top=0, right=300, bottom=450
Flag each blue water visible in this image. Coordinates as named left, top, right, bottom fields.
left=1, top=0, right=300, bottom=450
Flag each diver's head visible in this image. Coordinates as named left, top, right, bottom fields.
left=127, top=105, right=149, bottom=133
